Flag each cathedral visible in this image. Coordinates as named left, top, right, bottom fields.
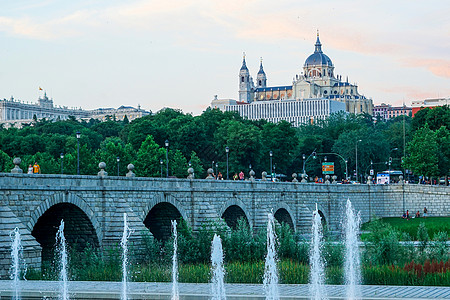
left=237, top=32, right=373, bottom=115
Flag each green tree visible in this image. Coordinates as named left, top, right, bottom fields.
left=170, top=149, right=188, bottom=178
left=0, top=149, right=12, bottom=173
left=189, top=151, right=205, bottom=178
left=260, top=121, right=298, bottom=176
left=92, top=121, right=123, bottom=140
left=214, top=120, right=262, bottom=175
left=435, top=126, right=450, bottom=179
left=133, top=135, right=165, bottom=177
left=96, top=137, right=136, bottom=176
left=403, top=124, right=439, bottom=178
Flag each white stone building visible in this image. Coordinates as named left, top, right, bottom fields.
left=0, top=94, right=150, bottom=128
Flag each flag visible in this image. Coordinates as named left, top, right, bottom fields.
left=39, top=87, right=43, bottom=91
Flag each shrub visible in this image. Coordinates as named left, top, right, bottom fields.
left=417, top=222, right=429, bottom=254
left=222, top=218, right=265, bottom=262
left=323, top=242, right=344, bottom=267
left=429, top=231, right=449, bottom=262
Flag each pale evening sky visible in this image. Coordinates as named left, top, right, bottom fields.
left=1, top=0, right=449, bottom=115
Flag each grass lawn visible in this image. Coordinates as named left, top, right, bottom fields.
left=361, top=217, right=450, bottom=240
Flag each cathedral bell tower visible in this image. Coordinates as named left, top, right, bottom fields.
left=239, top=53, right=254, bottom=103
left=256, top=57, right=267, bottom=88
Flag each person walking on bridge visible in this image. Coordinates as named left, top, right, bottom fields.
left=32, top=162, right=41, bottom=174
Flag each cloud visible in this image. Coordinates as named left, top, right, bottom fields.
left=0, top=16, right=55, bottom=39
left=413, top=59, right=450, bottom=78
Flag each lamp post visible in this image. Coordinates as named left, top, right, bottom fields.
left=117, top=157, right=120, bottom=176
left=165, top=140, right=169, bottom=178
left=355, top=139, right=362, bottom=182
left=215, top=162, right=218, bottom=178
left=269, top=151, right=273, bottom=181
left=273, top=164, right=276, bottom=182
left=345, top=159, right=348, bottom=180
left=389, top=148, right=398, bottom=173
left=225, top=146, right=229, bottom=180
left=76, top=131, right=81, bottom=175
left=160, top=159, right=163, bottom=178
left=60, top=153, right=64, bottom=175
left=302, top=154, right=306, bottom=176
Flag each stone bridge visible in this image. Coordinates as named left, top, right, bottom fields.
left=0, top=173, right=448, bottom=278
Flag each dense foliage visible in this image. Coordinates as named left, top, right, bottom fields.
left=1, top=106, right=449, bottom=180
left=26, top=218, right=450, bottom=286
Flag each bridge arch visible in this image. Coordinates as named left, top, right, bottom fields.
left=219, top=199, right=252, bottom=230
left=29, top=193, right=101, bottom=263
left=317, top=210, right=327, bottom=229
left=28, top=193, right=101, bottom=242
left=142, top=194, right=188, bottom=241
left=273, top=202, right=296, bottom=231
left=144, top=202, right=184, bottom=241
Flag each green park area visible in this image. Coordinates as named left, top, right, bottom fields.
left=362, top=217, right=450, bottom=241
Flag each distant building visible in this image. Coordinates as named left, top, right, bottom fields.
left=225, top=98, right=346, bottom=127
left=373, top=103, right=411, bottom=121
left=0, top=93, right=150, bottom=128
left=86, top=105, right=150, bottom=122
left=411, top=97, right=449, bottom=117
left=0, top=94, right=88, bottom=127
left=211, top=32, right=373, bottom=127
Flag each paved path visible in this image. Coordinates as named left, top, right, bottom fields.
left=0, top=280, right=449, bottom=299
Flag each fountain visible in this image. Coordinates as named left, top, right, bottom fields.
left=343, top=199, right=362, bottom=300
left=121, top=213, right=130, bottom=300
left=309, top=204, right=327, bottom=300
left=10, top=227, right=23, bottom=300
left=171, top=220, right=179, bottom=300
left=56, top=220, right=69, bottom=300
left=263, top=212, right=279, bottom=300
left=211, top=234, right=226, bottom=300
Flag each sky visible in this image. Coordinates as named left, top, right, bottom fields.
left=1, top=0, right=449, bottom=115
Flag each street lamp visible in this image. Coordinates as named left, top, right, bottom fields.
left=273, top=164, right=276, bottom=182
left=389, top=148, right=398, bottom=172
left=302, top=154, right=306, bottom=176
left=117, top=157, right=120, bottom=176
left=160, top=159, right=163, bottom=178
left=215, top=162, right=218, bottom=178
left=345, top=159, right=348, bottom=180
left=269, top=151, right=273, bottom=181
left=76, top=131, right=81, bottom=175
left=225, top=146, right=229, bottom=180
left=165, top=140, right=169, bottom=178
left=60, top=153, right=64, bottom=175
left=355, top=139, right=362, bottom=182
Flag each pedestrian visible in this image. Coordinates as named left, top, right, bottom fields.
left=423, top=207, right=427, bottom=218
left=27, top=164, right=33, bottom=174
left=233, top=173, right=238, bottom=180
left=406, top=210, right=410, bottom=220
left=32, top=162, right=41, bottom=174
left=239, top=171, right=244, bottom=180
left=217, top=172, right=223, bottom=180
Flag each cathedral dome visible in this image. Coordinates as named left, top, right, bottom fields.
left=304, top=52, right=333, bottom=67
left=304, top=33, right=333, bottom=67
